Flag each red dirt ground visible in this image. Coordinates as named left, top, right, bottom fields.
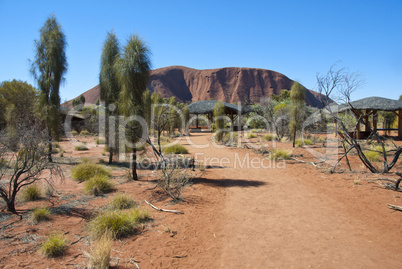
left=1, top=133, right=401, bottom=268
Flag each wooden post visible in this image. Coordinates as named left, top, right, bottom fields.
left=372, top=110, right=378, bottom=133
left=398, top=110, right=402, bottom=138
left=364, top=110, right=371, bottom=132
left=196, top=114, right=199, bottom=129
left=356, top=110, right=361, bottom=139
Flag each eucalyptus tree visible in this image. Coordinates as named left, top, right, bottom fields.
left=30, top=14, right=67, bottom=162
left=100, top=31, right=120, bottom=164
left=289, top=82, right=306, bottom=147
left=115, top=34, right=151, bottom=180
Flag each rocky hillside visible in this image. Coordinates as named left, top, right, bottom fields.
left=63, top=66, right=326, bottom=108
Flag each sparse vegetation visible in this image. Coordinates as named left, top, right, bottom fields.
left=71, top=162, right=111, bottom=182
left=222, top=132, right=239, bottom=146
left=245, top=132, right=257, bottom=139
left=163, top=144, right=189, bottom=154
left=96, top=138, right=106, bottom=145
left=31, top=207, right=51, bottom=223
left=268, top=149, right=292, bottom=160
left=84, top=174, right=114, bottom=195
left=41, top=233, right=68, bottom=258
left=109, top=194, right=136, bottom=210
left=71, top=130, right=78, bottom=136
left=80, top=130, right=90, bottom=136
left=364, top=151, right=380, bottom=162
left=295, top=139, right=313, bottom=147
left=20, top=184, right=42, bottom=201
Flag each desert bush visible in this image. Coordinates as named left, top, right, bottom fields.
left=71, top=130, right=78, bottom=136
left=222, top=132, right=239, bottom=146
left=75, top=143, right=88, bottom=151
left=163, top=144, right=189, bottom=154
left=268, top=149, right=292, bottom=160
left=71, top=162, right=111, bottom=182
left=31, top=207, right=51, bottom=223
left=262, top=134, right=276, bottom=141
left=41, top=233, right=68, bottom=258
left=295, top=139, right=313, bottom=147
left=80, top=130, right=90, bottom=136
left=245, top=132, right=257, bottom=139
left=364, top=151, right=380, bottom=162
left=95, top=138, right=106, bottom=145
left=88, top=209, right=149, bottom=239
left=158, top=169, right=191, bottom=200
left=109, top=194, right=136, bottom=210
left=87, top=233, right=112, bottom=269
left=84, top=174, right=114, bottom=195
left=20, top=184, right=42, bottom=201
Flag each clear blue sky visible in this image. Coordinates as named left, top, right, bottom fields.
left=0, top=0, right=401, bottom=102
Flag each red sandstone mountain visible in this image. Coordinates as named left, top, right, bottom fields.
left=63, top=66, right=326, bottom=108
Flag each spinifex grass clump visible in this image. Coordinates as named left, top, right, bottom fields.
left=268, top=149, right=292, bottom=160
left=163, top=144, right=189, bottom=154
left=88, top=209, right=150, bottom=239
left=109, top=194, right=136, bottom=210
left=75, top=143, right=88, bottom=151
left=245, top=132, right=257, bottom=139
left=364, top=150, right=380, bottom=162
left=71, top=162, right=111, bottom=182
left=295, top=139, right=313, bottom=147
left=41, top=233, right=68, bottom=258
left=20, top=184, right=42, bottom=201
left=84, top=174, right=114, bottom=195
left=262, top=134, right=276, bottom=141
left=31, top=207, right=51, bottom=223
left=88, top=233, right=113, bottom=269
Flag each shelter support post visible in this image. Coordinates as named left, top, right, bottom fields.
left=372, top=110, right=378, bottom=133
left=196, top=114, right=199, bottom=129
left=364, top=110, right=371, bottom=132
left=398, top=110, right=402, bottom=138
left=356, top=110, right=361, bottom=139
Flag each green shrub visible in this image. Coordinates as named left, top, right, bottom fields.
left=31, top=207, right=51, bottom=223
left=364, top=151, right=380, bottom=162
left=41, top=233, right=68, bottom=258
left=245, top=132, right=257, bottom=139
left=222, top=132, right=239, bottom=146
left=268, top=149, right=292, bottom=160
left=71, top=162, right=111, bottom=182
left=96, top=138, right=106, bottom=145
left=20, top=184, right=42, bottom=201
left=163, top=144, right=189, bottom=154
left=71, top=130, right=78, bottom=136
left=109, top=194, right=137, bottom=210
left=75, top=143, right=88, bottom=151
left=84, top=175, right=114, bottom=195
left=53, top=142, right=61, bottom=148
left=295, top=139, right=313, bottom=147
left=88, top=209, right=149, bottom=239
left=80, top=130, right=90, bottom=136
left=262, top=134, right=276, bottom=141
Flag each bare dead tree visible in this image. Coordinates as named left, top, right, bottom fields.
left=317, top=64, right=402, bottom=173
left=0, top=121, right=62, bottom=213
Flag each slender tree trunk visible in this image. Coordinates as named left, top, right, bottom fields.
left=108, top=150, right=113, bottom=164
left=292, top=128, right=296, bottom=148
left=7, top=198, right=16, bottom=214
left=132, top=147, right=138, bottom=180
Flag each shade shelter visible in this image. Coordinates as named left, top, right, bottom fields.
left=187, top=100, right=248, bottom=129
left=337, top=97, right=402, bottom=139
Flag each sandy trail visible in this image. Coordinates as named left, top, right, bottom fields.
left=183, top=133, right=402, bottom=268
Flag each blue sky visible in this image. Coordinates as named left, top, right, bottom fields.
left=0, top=0, right=401, bottom=102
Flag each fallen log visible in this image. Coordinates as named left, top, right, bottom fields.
left=144, top=200, right=184, bottom=214
left=387, top=204, right=402, bottom=212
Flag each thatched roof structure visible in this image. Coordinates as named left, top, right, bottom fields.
left=338, top=97, right=402, bottom=112
left=188, top=100, right=245, bottom=115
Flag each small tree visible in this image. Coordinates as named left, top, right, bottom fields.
left=100, top=31, right=120, bottom=164
left=0, top=121, right=62, bottom=213
left=289, top=82, right=306, bottom=147
left=213, top=101, right=226, bottom=142
left=30, top=14, right=68, bottom=162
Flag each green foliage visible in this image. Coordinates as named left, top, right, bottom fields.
left=163, top=144, right=189, bottom=154
left=84, top=174, right=114, bottom=195
left=379, top=111, right=397, bottom=130
left=96, top=138, right=106, bottom=145
left=262, top=134, right=276, bottom=141
left=364, top=151, right=380, bottom=162
left=30, top=15, right=67, bottom=141
left=71, top=130, right=78, bottom=136
left=88, top=209, right=150, bottom=239
left=71, top=162, right=111, bottom=182
left=245, top=132, right=257, bottom=139
left=222, top=132, right=239, bottom=146
left=75, top=143, right=88, bottom=151
left=295, top=139, right=313, bottom=147
left=72, top=95, right=85, bottom=107
left=272, top=90, right=290, bottom=102
left=109, top=194, right=137, bottom=210
left=80, top=129, right=90, bottom=136
left=213, top=101, right=227, bottom=142
left=290, top=82, right=306, bottom=147
left=20, top=184, right=42, bottom=201
left=31, top=207, right=51, bottom=223
left=88, top=233, right=113, bottom=269
left=268, top=149, right=292, bottom=160
left=41, top=233, right=68, bottom=258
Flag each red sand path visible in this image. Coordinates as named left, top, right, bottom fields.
left=181, top=133, right=402, bottom=268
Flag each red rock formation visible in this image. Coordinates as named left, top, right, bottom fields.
left=63, top=66, right=327, bottom=108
